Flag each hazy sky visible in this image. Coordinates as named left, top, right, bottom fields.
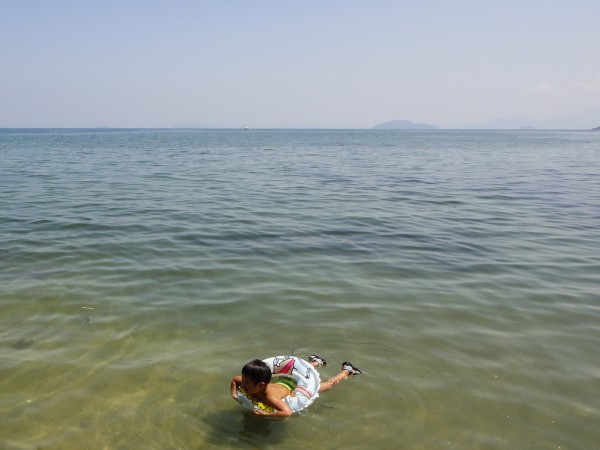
left=2, top=1, right=600, bottom=128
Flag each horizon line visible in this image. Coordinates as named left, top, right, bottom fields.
left=1, top=126, right=598, bottom=131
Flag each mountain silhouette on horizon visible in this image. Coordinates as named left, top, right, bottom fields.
left=372, top=119, right=438, bottom=130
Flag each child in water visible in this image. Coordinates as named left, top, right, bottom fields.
left=230, top=355, right=361, bottom=417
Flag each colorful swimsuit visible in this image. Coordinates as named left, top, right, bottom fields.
left=273, top=376, right=297, bottom=391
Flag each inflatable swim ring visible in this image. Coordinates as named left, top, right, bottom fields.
left=237, top=355, right=321, bottom=414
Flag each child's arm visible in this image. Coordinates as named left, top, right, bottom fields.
left=254, top=392, right=293, bottom=417
left=230, top=375, right=242, bottom=400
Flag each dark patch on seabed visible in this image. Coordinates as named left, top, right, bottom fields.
left=10, top=338, right=34, bottom=350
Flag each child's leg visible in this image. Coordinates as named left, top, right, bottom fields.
left=318, top=362, right=361, bottom=393
left=318, top=370, right=350, bottom=392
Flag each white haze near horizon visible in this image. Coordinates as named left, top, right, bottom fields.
left=1, top=1, right=600, bottom=129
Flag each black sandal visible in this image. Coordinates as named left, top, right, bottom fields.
left=307, top=354, right=327, bottom=367
left=342, top=361, right=361, bottom=375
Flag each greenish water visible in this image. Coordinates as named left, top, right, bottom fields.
left=1, top=129, right=599, bottom=449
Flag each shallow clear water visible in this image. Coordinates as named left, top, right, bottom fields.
left=1, top=128, right=599, bottom=449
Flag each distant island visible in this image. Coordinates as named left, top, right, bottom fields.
left=372, top=119, right=438, bottom=130
left=592, top=126, right=600, bottom=131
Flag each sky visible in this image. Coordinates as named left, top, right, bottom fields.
left=2, top=1, right=600, bottom=129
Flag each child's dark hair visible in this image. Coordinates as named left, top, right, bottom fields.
left=242, top=359, right=272, bottom=384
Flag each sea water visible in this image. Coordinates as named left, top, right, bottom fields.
left=0, top=128, right=599, bottom=449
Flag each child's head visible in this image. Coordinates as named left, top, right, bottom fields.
left=241, top=359, right=271, bottom=394
left=242, top=359, right=272, bottom=385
